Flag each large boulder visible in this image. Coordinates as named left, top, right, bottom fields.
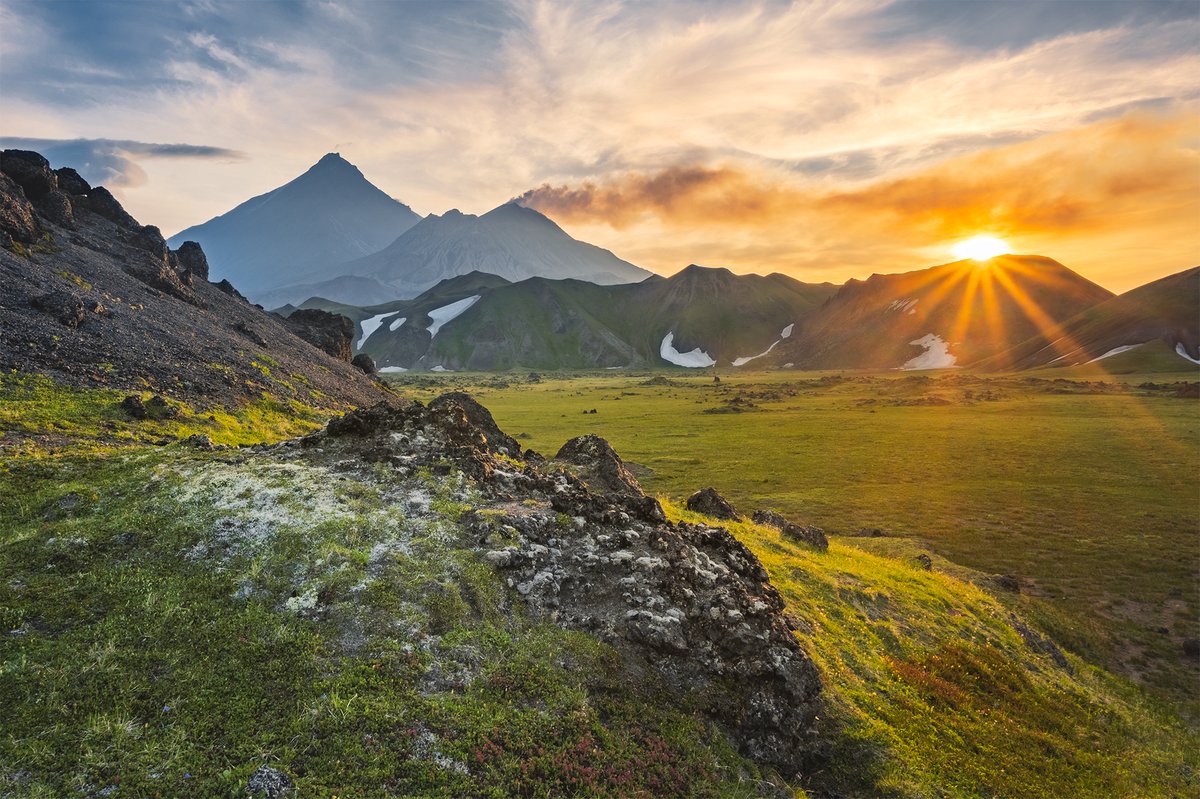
left=686, top=487, right=742, bottom=521
left=31, top=291, right=86, bottom=328
left=282, top=309, right=354, bottom=362
left=351, top=353, right=378, bottom=375
left=752, top=508, right=828, bottom=552
left=554, top=434, right=644, bottom=497
left=0, top=171, right=40, bottom=245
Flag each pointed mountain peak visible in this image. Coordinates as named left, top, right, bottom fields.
left=306, top=152, right=362, bottom=178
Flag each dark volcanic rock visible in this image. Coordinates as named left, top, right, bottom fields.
left=31, top=291, right=86, bottom=328
left=131, top=224, right=169, bottom=261
left=214, top=278, right=247, bottom=301
left=39, top=190, right=75, bottom=228
left=246, top=765, right=295, bottom=798
left=54, top=167, right=91, bottom=195
left=687, top=487, right=742, bottom=521
left=282, top=309, right=354, bottom=362
left=351, top=353, right=377, bottom=374
left=301, top=394, right=822, bottom=778
left=0, top=149, right=57, bottom=201
left=174, top=240, right=209, bottom=282
left=0, top=171, right=40, bottom=245
left=86, top=186, right=140, bottom=228
left=120, top=395, right=148, bottom=419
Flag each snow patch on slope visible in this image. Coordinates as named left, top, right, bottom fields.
left=1176, top=343, right=1200, bottom=365
left=357, top=312, right=394, bottom=349
left=388, top=316, right=408, bottom=332
left=901, top=333, right=957, bottom=370
left=1086, top=343, right=1144, bottom=364
left=733, top=323, right=795, bottom=366
left=887, top=298, right=919, bottom=313
left=781, top=323, right=794, bottom=339
left=379, top=366, right=408, bottom=373
left=426, top=296, right=481, bottom=338
left=660, top=332, right=716, bottom=367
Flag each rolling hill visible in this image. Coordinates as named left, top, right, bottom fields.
left=770, top=255, right=1116, bottom=370
left=975, top=266, right=1200, bottom=371
left=290, top=265, right=839, bottom=371
left=167, top=153, right=421, bottom=304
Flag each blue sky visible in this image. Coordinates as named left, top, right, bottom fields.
left=1, top=0, right=1196, bottom=289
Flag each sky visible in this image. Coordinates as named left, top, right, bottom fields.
left=1, top=0, right=1197, bottom=292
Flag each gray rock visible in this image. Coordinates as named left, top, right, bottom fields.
left=781, top=522, right=829, bottom=552
left=351, top=353, right=378, bottom=375
left=54, top=167, right=91, bottom=195
left=38, top=189, right=75, bottom=227
left=282, top=309, right=354, bottom=362
left=174, top=240, right=209, bottom=281
left=246, top=765, right=294, bottom=798
left=751, top=509, right=788, bottom=530
left=85, top=186, right=140, bottom=228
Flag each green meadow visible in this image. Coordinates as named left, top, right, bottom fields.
left=390, top=368, right=1200, bottom=716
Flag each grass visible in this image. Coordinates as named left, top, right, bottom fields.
left=386, top=368, right=1200, bottom=715
left=0, top=449, right=770, bottom=798
left=0, top=371, right=335, bottom=460
left=664, top=499, right=1198, bottom=798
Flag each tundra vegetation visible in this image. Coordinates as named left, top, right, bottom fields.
left=1, top=366, right=1197, bottom=798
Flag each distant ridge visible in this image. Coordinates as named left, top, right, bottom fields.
left=167, top=153, right=421, bottom=302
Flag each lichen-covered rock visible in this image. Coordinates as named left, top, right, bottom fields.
left=301, top=394, right=823, bottom=777
left=751, top=509, right=789, bottom=530
left=282, top=309, right=354, bottom=362
left=246, top=765, right=295, bottom=798
left=687, top=487, right=742, bottom=521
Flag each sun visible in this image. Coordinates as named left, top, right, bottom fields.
left=952, top=235, right=1009, bottom=261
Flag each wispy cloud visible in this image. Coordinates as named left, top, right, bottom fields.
left=0, top=137, right=244, bottom=187
left=0, top=0, right=1195, bottom=287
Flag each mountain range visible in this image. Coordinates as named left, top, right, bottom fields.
left=169, top=154, right=650, bottom=306
left=285, top=256, right=1197, bottom=374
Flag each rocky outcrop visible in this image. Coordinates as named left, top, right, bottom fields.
left=0, top=150, right=57, bottom=201
left=0, top=171, right=40, bottom=246
left=85, top=186, right=140, bottom=228
left=351, top=353, right=377, bottom=374
left=300, top=396, right=822, bottom=778
left=687, top=487, right=742, bottom=521
left=175, top=240, right=209, bottom=282
left=282, top=309, right=354, bottom=362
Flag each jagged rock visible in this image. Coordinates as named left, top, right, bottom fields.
left=554, top=434, right=644, bottom=497
left=86, top=186, right=140, bottom=228
left=124, top=253, right=200, bottom=305
left=351, top=353, right=377, bottom=375
left=38, top=189, right=75, bottom=227
left=246, top=765, right=295, bottom=798
left=174, top=240, right=209, bottom=281
left=54, top=167, right=91, bottom=195
left=282, top=309, right=354, bottom=362
left=686, top=487, right=741, bottom=521
left=31, top=291, right=86, bottom=328
left=214, top=278, right=247, bottom=301
left=0, top=171, right=40, bottom=245
left=130, top=224, right=169, bottom=261
left=0, top=149, right=57, bottom=201
left=303, top=395, right=822, bottom=776
left=429, top=392, right=521, bottom=457
left=781, top=523, right=829, bottom=552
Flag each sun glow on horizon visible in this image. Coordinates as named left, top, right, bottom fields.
left=952, top=236, right=1010, bottom=261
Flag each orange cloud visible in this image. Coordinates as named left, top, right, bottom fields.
left=519, top=111, right=1198, bottom=241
